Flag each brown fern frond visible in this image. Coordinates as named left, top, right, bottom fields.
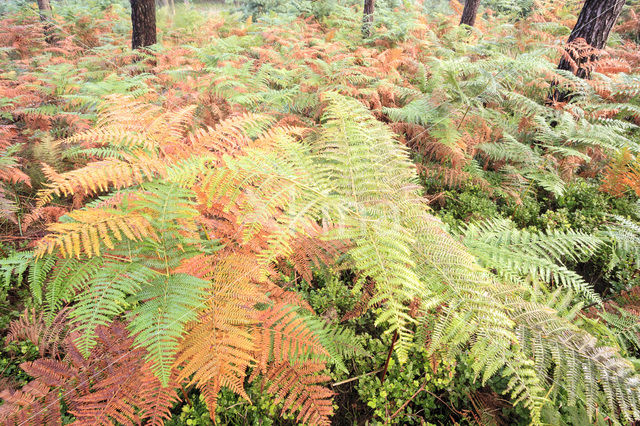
left=558, top=38, right=602, bottom=78
left=342, top=277, right=377, bottom=322
left=264, top=361, right=333, bottom=426
left=0, top=380, right=59, bottom=425
left=20, top=358, right=77, bottom=388
left=3, top=322, right=179, bottom=426
left=21, top=206, right=68, bottom=231
left=68, top=324, right=176, bottom=426
left=284, top=222, right=350, bottom=284
left=6, top=307, right=69, bottom=357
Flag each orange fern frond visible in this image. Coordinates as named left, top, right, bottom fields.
left=187, top=112, right=273, bottom=159
left=601, top=148, right=636, bottom=197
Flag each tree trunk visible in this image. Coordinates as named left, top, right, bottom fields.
left=130, top=0, right=157, bottom=50
left=459, top=0, right=481, bottom=27
left=362, top=0, right=375, bottom=38
left=36, top=0, right=54, bottom=43
left=551, top=0, right=626, bottom=102
left=557, top=0, right=626, bottom=78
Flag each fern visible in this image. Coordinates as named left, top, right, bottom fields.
left=604, top=212, right=640, bottom=270
left=262, top=361, right=334, bottom=426
left=70, top=261, right=157, bottom=356
left=458, top=217, right=603, bottom=303
left=18, top=88, right=640, bottom=425
left=35, top=208, right=157, bottom=258
left=514, top=294, right=640, bottom=422
left=598, top=307, right=640, bottom=356
left=5, top=307, right=69, bottom=357
left=1, top=322, right=178, bottom=426
left=0, top=251, right=31, bottom=301
left=129, top=273, right=208, bottom=385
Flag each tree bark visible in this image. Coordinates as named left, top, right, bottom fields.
left=551, top=0, right=626, bottom=102
left=459, top=0, right=481, bottom=27
left=36, top=0, right=54, bottom=43
left=362, top=0, right=375, bottom=38
left=557, top=0, right=626, bottom=78
left=130, top=0, right=157, bottom=50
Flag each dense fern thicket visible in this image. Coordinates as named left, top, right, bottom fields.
left=1, top=0, right=640, bottom=424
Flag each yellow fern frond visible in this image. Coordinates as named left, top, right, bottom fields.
left=35, top=209, right=156, bottom=258
left=174, top=254, right=265, bottom=417
left=38, top=158, right=167, bottom=206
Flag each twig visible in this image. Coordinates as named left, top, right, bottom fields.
left=389, top=383, right=426, bottom=420
left=331, top=368, right=384, bottom=387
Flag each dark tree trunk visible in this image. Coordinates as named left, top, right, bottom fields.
left=362, top=0, right=375, bottom=38
left=551, top=0, right=626, bottom=102
left=557, top=0, right=626, bottom=78
left=36, top=0, right=54, bottom=43
left=459, top=0, right=481, bottom=27
left=130, top=0, right=157, bottom=50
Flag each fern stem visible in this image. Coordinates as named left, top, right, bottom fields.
left=379, top=330, right=398, bottom=384
left=180, top=384, right=192, bottom=407
left=10, top=184, right=23, bottom=237
left=456, top=104, right=472, bottom=131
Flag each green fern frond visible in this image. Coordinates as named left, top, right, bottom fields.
left=0, top=251, right=32, bottom=300
left=43, top=256, right=104, bottom=322
left=70, top=261, right=157, bottom=356
left=513, top=298, right=640, bottom=423
left=459, top=218, right=602, bottom=303
left=128, top=272, right=209, bottom=386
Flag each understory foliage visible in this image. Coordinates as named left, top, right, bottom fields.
left=1, top=0, right=640, bottom=425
